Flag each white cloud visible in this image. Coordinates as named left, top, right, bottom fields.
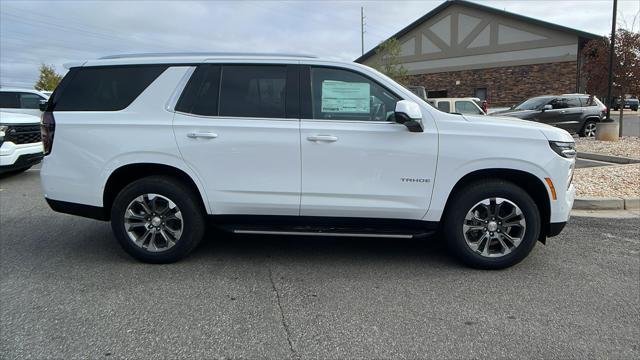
left=0, top=0, right=638, bottom=88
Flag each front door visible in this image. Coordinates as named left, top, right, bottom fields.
left=534, top=97, right=582, bottom=132
left=173, top=64, right=301, bottom=215
left=299, top=66, right=438, bottom=220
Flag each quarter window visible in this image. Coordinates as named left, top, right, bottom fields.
left=219, top=65, right=287, bottom=118
left=310, top=67, right=399, bottom=121
left=53, top=65, right=168, bottom=111
left=175, top=65, right=221, bottom=116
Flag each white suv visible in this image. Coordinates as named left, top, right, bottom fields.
left=0, top=112, right=44, bottom=173
left=40, top=53, right=576, bottom=269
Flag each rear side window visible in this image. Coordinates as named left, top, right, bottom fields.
left=437, top=101, right=450, bottom=113
left=0, top=92, right=19, bottom=108
left=52, top=65, right=168, bottom=111
left=175, top=65, right=221, bottom=116
left=219, top=65, right=287, bottom=118
left=566, top=97, right=581, bottom=108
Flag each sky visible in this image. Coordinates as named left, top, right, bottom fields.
left=1, top=0, right=639, bottom=88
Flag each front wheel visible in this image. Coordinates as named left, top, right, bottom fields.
left=443, top=180, right=541, bottom=269
left=580, top=120, right=597, bottom=137
left=110, top=176, right=205, bottom=263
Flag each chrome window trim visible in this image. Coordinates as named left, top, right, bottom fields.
left=174, top=111, right=299, bottom=122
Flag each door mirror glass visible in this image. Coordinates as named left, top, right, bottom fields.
left=542, top=104, right=552, bottom=112
left=394, top=100, right=424, bottom=132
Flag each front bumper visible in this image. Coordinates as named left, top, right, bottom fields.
left=0, top=141, right=44, bottom=167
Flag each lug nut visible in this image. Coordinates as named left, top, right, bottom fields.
left=490, top=232, right=494, bottom=236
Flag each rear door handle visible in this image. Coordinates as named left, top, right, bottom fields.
left=307, top=135, right=338, bottom=142
left=187, top=131, right=218, bottom=139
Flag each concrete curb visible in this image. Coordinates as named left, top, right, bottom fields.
left=577, top=152, right=640, bottom=164
left=573, top=197, right=640, bottom=210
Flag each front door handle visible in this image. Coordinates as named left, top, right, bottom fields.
left=187, top=131, right=218, bottom=139
left=307, top=135, right=338, bottom=142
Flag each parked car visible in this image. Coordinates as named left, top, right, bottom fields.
left=492, top=94, right=606, bottom=137
left=40, top=52, right=576, bottom=269
left=0, top=88, right=49, bottom=117
left=427, top=97, right=486, bottom=115
left=406, top=85, right=427, bottom=100
left=0, top=112, right=44, bottom=174
left=613, top=97, right=639, bottom=111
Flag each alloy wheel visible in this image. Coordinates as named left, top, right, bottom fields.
left=462, top=197, right=526, bottom=258
left=584, top=122, right=596, bottom=137
left=123, top=194, right=183, bottom=252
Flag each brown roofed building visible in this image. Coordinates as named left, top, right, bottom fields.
left=355, top=0, right=601, bottom=107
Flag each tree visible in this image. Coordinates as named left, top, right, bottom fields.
left=34, top=64, right=63, bottom=91
left=581, top=28, right=640, bottom=126
left=375, top=38, right=408, bottom=84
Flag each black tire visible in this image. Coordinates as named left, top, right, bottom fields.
left=579, top=119, right=597, bottom=137
left=110, top=176, right=205, bottom=263
left=632, top=107, right=638, bottom=112
left=443, top=180, right=541, bottom=269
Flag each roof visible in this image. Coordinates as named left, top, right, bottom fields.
left=69, top=52, right=321, bottom=68
left=355, top=0, right=601, bottom=63
left=0, top=88, right=49, bottom=96
left=99, top=52, right=317, bottom=60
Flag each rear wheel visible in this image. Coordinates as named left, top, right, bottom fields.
left=443, top=180, right=541, bottom=269
left=110, top=176, right=205, bottom=263
left=580, top=119, right=597, bottom=137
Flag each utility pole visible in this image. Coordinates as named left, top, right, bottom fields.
left=361, top=7, right=365, bottom=55
left=606, top=0, right=617, bottom=125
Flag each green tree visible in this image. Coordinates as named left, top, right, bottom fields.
left=34, top=64, right=62, bottom=91
left=375, top=38, right=408, bottom=84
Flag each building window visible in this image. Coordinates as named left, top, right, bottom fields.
left=474, top=87, right=488, bottom=101
left=427, top=90, right=447, bottom=98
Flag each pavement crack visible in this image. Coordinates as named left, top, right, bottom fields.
left=268, top=265, right=297, bottom=358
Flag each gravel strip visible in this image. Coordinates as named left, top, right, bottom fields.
left=574, top=163, right=640, bottom=198
left=575, top=136, right=640, bottom=159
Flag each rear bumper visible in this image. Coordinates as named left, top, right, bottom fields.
left=45, top=198, right=108, bottom=221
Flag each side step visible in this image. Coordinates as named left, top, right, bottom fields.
left=231, top=227, right=436, bottom=239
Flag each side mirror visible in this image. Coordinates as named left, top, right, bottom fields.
left=394, top=100, right=424, bottom=133
left=542, top=104, right=552, bottom=112
left=39, top=100, right=48, bottom=112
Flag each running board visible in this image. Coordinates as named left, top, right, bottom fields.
left=233, top=229, right=433, bottom=239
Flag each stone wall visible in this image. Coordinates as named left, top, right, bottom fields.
left=406, top=61, right=578, bottom=107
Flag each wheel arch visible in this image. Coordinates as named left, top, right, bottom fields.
left=103, top=163, right=209, bottom=221
left=442, top=168, right=551, bottom=243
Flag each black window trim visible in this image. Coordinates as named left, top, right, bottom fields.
left=174, top=63, right=299, bottom=121
left=300, top=64, right=403, bottom=124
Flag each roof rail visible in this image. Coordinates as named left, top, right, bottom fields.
left=99, top=52, right=317, bottom=60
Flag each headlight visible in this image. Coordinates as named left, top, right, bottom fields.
left=549, top=141, right=576, bottom=158
left=0, top=125, right=7, bottom=142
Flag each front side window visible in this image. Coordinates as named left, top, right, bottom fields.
left=19, top=93, right=43, bottom=109
left=551, top=98, right=569, bottom=109
left=455, top=101, right=483, bottom=115
left=310, top=67, right=399, bottom=121
left=0, top=92, right=19, bottom=108
left=219, top=65, right=286, bottom=118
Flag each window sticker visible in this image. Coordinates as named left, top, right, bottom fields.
left=321, top=80, right=370, bottom=113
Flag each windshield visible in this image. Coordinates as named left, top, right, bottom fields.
left=514, top=97, right=553, bottom=110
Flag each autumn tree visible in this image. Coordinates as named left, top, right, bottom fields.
left=581, top=28, right=640, bottom=126
left=375, top=38, right=408, bottom=84
left=34, top=64, right=62, bottom=91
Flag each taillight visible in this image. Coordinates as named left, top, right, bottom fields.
left=41, top=111, right=55, bottom=155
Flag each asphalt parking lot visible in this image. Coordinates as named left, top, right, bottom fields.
left=1, top=168, right=639, bottom=359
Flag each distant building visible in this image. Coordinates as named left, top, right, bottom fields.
left=356, top=0, right=601, bottom=106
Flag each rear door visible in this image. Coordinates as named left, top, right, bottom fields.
left=173, top=63, right=301, bottom=215
left=298, top=65, right=438, bottom=219
left=533, top=97, right=580, bottom=131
